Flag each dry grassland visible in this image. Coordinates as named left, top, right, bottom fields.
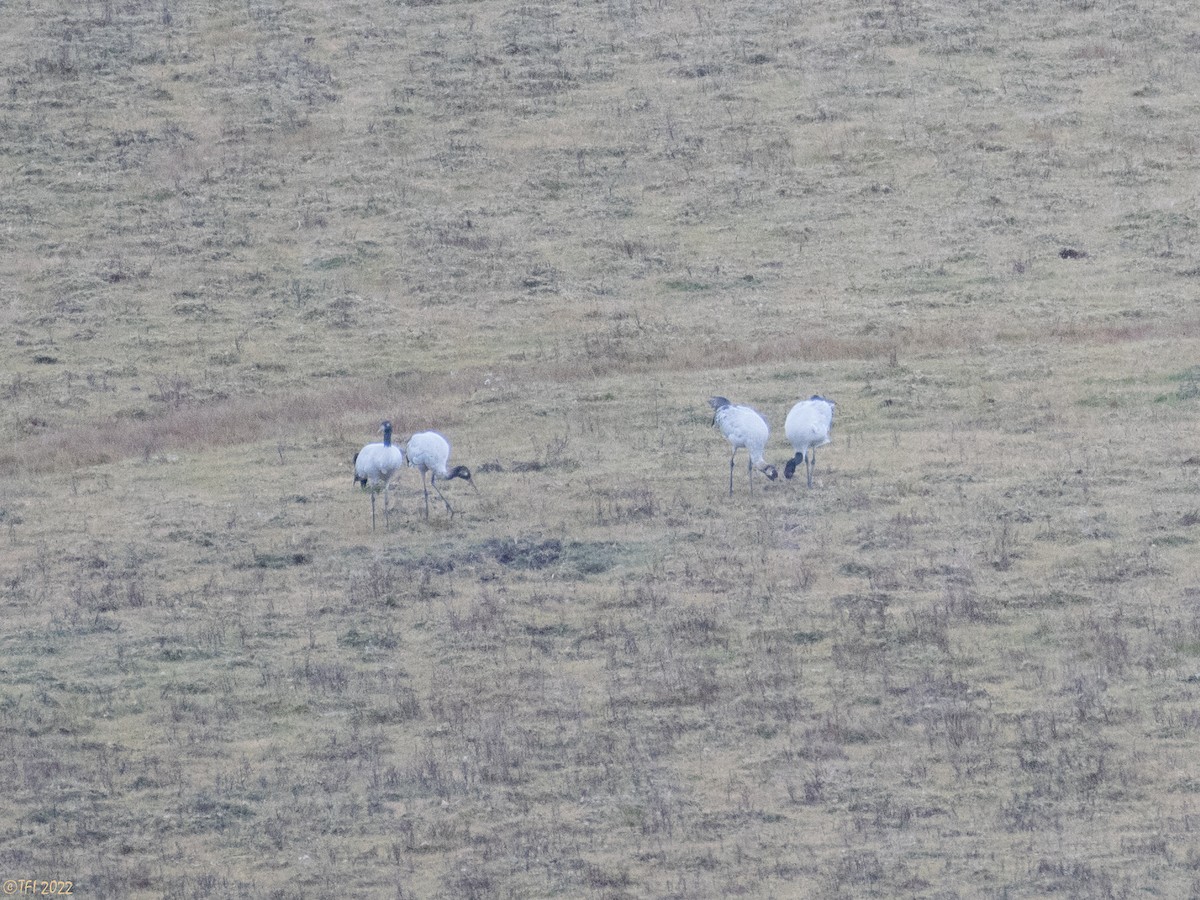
left=2, top=0, right=1200, bottom=896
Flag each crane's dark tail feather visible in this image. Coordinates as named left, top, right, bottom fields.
left=784, top=455, right=802, bottom=480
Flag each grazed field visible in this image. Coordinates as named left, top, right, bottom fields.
left=2, top=0, right=1199, bottom=897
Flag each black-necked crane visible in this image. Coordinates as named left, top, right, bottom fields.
left=708, top=396, right=778, bottom=496
left=353, top=420, right=406, bottom=529
left=783, top=395, right=836, bottom=488
left=405, top=430, right=475, bottom=518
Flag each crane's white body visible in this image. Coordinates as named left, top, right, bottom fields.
left=354, top=421, right=406, bottom=529
left=708, top=397, right=778, bottom=495
left=406, top=430, right=474, bottom=518
left=784, top=396, right=835, bottom=487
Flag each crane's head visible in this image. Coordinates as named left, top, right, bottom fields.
left=783, top=458, right=798, bottom=480
left=449, top=465, right=476, bottom=490
left=707, top=396, right=730, bottom=425
left=762, top=463, right=778, bottom=481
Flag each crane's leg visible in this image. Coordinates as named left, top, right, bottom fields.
left=421, top=472, right=431, bottom=519
left=807, top=450, right=815, bottom=488
left=728, top=450, right=736, bottom=496
left=430, top=475, right=455, bottom=518
left=747, top=455, right=754, bottom=494
left=382, top=483, right=391, bottom=528
left=370, top=491, right=377, bottom=530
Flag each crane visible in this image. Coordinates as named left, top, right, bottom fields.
left=405, top=430, right=475, bottom=518
left=708, top=396, right=778, bottom=495
left=353, top=420, right=406, bottom=529
left=783, top=395, right=835, bottom=488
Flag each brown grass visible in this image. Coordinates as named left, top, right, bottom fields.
left=1, top=0, right=1200, bottom=897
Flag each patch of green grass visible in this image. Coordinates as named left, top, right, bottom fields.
left=474, top=536, right=635, bottom=576
left=662, top=280, right=710, bottom=292
left=308, top=255, right=351, bottom=270
left=243, top=551, right=312, bottom=569
left=791, top=630, right=825, bottom=645
left=1155, top=534, right=1193, bottom=547
left=1166, top=366, right=1200, bottom=400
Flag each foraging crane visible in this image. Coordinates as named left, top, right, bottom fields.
left=405, top=430, right=475, bottom=519
left=708, top=397, right=778, bottom=495
left=353, top=420, right=406, bottom=529
left=783, top=395, right=836, bottom=487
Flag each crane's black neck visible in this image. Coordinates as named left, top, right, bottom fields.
left=382, top=422, right=393, bottom=446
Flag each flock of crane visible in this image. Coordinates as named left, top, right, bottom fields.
left=708, top=394, right=836, bottom=495
left=352, top=395, right=835, bottom=529
left=353, top=423, right=475, bottom=529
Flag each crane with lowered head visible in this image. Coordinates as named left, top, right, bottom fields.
left=708, top=396, right=778, bottom=496
left=783, top=395, right=836, bottom=488
left=405, top=430, right=475, bottom=519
